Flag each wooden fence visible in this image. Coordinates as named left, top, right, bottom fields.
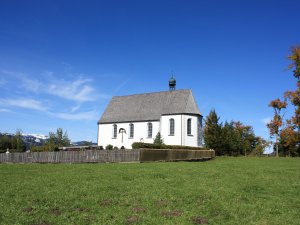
left=0, top=150, right=140, bottom=163
left=0, top=149, right=215, bottom=164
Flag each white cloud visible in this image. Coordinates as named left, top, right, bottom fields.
left=47, top=78, right=97, bottom=102
left=1, top=69, right=107, bottom=102
left=52, top=110, right=99, bottom=121
left=0, top=108, right=12, bottom=113
left=21, top=77, right=42, bottom=93
left=261, top=117, right=272, bottom=125
left=0, top=69, right=42, bottom=92
left=71, top=104, right=81, bottom=113
left=0, top=98, right=47, bottom=111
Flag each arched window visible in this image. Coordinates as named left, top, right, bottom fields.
left=112, top=124, right=117, bottom=138
left=147, top=122, right=153, bottom=138
left=187, top=118, right=192, bottom=135
left=129, top=123, right=134, bottom=138
left=169, top=118, right=175, bottom=136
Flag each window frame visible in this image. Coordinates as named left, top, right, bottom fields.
left=169, top=118, right=175, bottom=136
left=147, top=122, right=153, bottom=138
left=112, top=124, right=117, bottom=139
left=129, top=123, right=134, bottom=138
left=187, top=118, right=192, bottom=136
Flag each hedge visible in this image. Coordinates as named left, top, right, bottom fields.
left=132, top=142, right=207, bottom=150
left=140, top=149, right=215, bottom=162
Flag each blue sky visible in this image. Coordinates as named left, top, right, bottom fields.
left=0, top=0, right=299, bottom=148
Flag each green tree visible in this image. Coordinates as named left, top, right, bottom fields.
left=0, top=134, right=12, bottom=153
left=11, top=129, right=25, bottom=152
left=153, top=132, right=164, bottom=145
left=45, top=128, right=70, bottom=151
left=204, top=109, right=223, bottom=155
left=220, top=121, right=241, bottom=156
left=251, top=137, right=269, bottom=156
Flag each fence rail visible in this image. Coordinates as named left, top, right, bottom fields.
left=0, top=150, right=140, bottom=163
left=0, top=149, right=214, bottom=164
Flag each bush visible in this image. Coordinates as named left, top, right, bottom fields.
left=98, top=146, right=104, bottom=150
left=132, top=142, right=206, bottom=150
left=120, top=146, right=125, bottom=149
left=105, top=144, right=113, bottom=150
left=113, top=146, right=119, bottom=150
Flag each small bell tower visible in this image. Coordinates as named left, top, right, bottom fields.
left=169, top=75, right=176, bottom=91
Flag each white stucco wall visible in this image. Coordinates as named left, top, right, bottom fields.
left=98, top=121, right=159, bottom=149
left=98, top=114, right=203, bottom=149
left=160, top=114, right=201, bottom=147
left=160, top=115, right=182, bottom=146
left=181, top=115, right=200, bottom=147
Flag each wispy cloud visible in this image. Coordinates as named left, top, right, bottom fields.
left=0, top=98, right=47, bottom=111
left=51, top=110, right=99, bottom=121
left=1, top=69, right=41, bottom=93
left=0, top=108, right=12, bottom=113
left=48, top=78, right=96, bottom=102
left=71, top=104, right=81, bottom=113
left=113, top=77, right=131, bottom=94
left=1, top=69, right=109, bottom=102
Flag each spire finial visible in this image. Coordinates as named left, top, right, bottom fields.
left=169, top=73, right=176, bottom=91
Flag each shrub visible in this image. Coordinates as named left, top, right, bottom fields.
left=153, top=132, right=164, bottom=145
left=105, top=144, right=113, bottom=150
left=98, top=146, right=104, bottom=150
left=113, top=146, right=119, bottom=150
left=120, top=146, right=125, bottom=149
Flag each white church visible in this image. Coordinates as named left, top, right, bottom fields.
left=97, top=78, right=203, bottom=149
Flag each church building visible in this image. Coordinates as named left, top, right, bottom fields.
left=97, top=78, right=203, bottom=149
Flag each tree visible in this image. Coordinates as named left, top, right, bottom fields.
left=46, top=128, right=70, bottom=151
left=252, top=137, right=269, bottom=156
left=267, top=46, right=300, bottom=156
left=204, top=109, right=222, bottom=155
left=11, top=129, right=25, bottom=152
left=267, top=98, right=287, bottom=157
left=0, top=134, right=12, bottom=153
left=153, top=132, right=164, bottom=145
left=220, top=121, right=240, bottom=156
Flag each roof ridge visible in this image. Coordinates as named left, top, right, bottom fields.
left=113, top=89, right=191, bottom=98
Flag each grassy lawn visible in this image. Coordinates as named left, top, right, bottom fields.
left=0, top=157, right=299, bottom=225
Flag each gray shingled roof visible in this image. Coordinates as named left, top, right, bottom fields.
left=98, top=89, right=201, bottom=124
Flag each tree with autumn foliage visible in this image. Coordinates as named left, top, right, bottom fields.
left=267, top=98, right=287, bottom=157
left=204, top=109, right=268, bottom=156
left=267, top=46, right=300, bottom=156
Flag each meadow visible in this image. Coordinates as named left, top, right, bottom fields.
left=0, top=157, right=299, bottom=225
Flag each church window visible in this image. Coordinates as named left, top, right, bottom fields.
left=147, top=122, right=153, bottom=138
left=129, top=123, right=134, bottom=138
left=169, top=118, right=175, bottom=136
left=187, top=118, right=192, bottom=135
left=112, top=124, right=117, bottom=138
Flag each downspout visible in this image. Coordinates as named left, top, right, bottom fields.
left=97, top=122, right=99, bottom=146
left=181, top=114, right=183, bottom=146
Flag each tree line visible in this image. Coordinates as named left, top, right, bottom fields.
left=0, top=130, right=25, bottom=153
left=204, top=110, right=268, bottom=156
left=0, top=128, right=70, bottom=153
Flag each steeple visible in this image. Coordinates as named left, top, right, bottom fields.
left=169, top=75, right=176, bottom=91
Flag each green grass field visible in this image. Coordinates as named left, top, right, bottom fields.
left=0, top=157, right=299, bottom=225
